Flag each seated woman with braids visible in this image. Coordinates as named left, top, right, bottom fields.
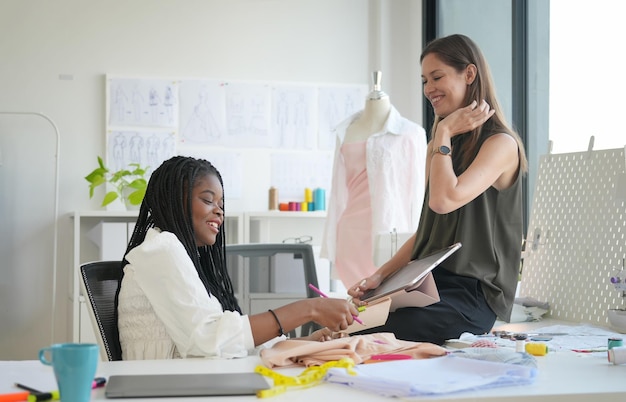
left=116, top=156, right=359, bottom=360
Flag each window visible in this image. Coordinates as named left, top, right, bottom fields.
left=423, top=0, right=549, bottom=234
left=549, top=0, right=626, bottom=153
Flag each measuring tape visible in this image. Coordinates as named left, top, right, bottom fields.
left=255, top=358, right=356, bottom=398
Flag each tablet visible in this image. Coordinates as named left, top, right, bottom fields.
left=361, top=242, right=462, bottom=303
left=105, top=372, right=270, bottom=398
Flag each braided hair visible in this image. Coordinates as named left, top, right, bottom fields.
left=117, top=156, right=240, bottom=313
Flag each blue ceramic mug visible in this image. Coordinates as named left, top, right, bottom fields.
left=39, top=343, right=99, bottom=402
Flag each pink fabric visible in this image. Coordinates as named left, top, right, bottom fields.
left=335, top=141, right=375, bottom=287
left=260, top=332, right=447, bottom=368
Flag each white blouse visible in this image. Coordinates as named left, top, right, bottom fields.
left=117, top=228, right=255, bottom=360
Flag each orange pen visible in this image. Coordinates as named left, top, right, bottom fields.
left=0, top=391, right=29, bottom=402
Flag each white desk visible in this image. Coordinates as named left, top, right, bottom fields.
left=2, top=350, right=626, bottom=402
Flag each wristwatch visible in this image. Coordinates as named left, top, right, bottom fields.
left=433, top=145, right=452, bottom=157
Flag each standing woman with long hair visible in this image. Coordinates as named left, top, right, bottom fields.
left=115, top=156, right=358, bottom=360
left=349, top=34, right=528, bottom=345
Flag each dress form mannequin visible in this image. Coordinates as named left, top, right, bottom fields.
left=344, top=71, right=391, bottom=143
left=322, top=71, right=427, bottom=289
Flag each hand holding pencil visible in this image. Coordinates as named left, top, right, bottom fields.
left=308, top=283, right=364, bottom=325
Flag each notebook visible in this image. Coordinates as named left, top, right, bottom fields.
left=104, top=373, right=270, bottom=398
left=360, top=242, right=462, bottom=304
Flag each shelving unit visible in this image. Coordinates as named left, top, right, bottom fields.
left=245, top=211, right=327, bottom=244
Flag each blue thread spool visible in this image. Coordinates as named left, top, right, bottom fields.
left=313, top=188, right=325, bottom=211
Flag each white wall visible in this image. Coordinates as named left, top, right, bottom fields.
left=0, top=0, right=424, bottom=359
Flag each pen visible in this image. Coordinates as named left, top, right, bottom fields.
left=14, top=383, right=60, bottom=402
left=92, top=377, right=107, bottom=389
left=0, top=392, right=29, bottom=402
left=13, top=385, right=39, bottom=394
left=26, top=392, right=59, bottom=402
left=308, top=283, right=364, bottom=325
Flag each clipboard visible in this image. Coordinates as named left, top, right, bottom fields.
left=361, top=242, right=462, bottom=310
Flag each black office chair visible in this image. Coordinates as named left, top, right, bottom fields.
left=226, top=243, right=322, bottom=337
left=79, top=261, right=123, bottom=361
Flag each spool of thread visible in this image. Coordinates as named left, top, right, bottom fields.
left=300, top=201, right=308, bottom=211
left=525, top=343, right=549, bottom=356
left=278, top=203, right=289, bottom=211
left=268, top=187, right=278, bottom=210
left=304, top=188, right=313, bottom=203
left=313, top=188, right=325, bottom=211
left=608, top=346, right=626, bottom=365
left=514, top=334, right=527, bottom=353
left=607, top=337, right=624, bottom=362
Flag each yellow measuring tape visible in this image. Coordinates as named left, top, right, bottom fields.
left=255, top=358, right=357, bottom=398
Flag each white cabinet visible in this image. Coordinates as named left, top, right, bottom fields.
left=71, top=210, right=327, bottom=343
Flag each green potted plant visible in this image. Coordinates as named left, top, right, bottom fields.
left=85, top=156, right=149, bottom=208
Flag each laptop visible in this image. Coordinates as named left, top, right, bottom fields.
left=105, top=372, right=270, bottom=398
left=361, top=242, right=462, bottom=303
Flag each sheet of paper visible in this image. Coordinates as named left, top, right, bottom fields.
left=325, top=355, right=537, bottom=397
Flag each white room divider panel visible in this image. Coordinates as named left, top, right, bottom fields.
left=520, top=142, right=626, bottom=327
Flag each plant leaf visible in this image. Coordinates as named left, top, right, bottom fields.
left=127, top=188, right=146, bottom=205
left=111, top=170, right=131, bottom=182
left=102, top=191, right=119, bottom=207
left=97, top=156, right=106, bottom=169
left=85, top=169, right=107, bottom=184
left=127, top=178, right=147, bottom=190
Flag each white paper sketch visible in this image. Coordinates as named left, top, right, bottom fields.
left=178, top=147, right=243, bottom=199
left=223, top=82, right=271, bottom=147
left=105, top=75, right=370, bottom=215
left=271, top=84, right=317, bottom=150
left=179, top=80, right=227, bottom=145
left=107, top=130, right=177, bottom=176
left=318, top=85, right=367, bottom=151
left=108, top=78, right=179, bottom=128
left=270, top=152, right=333, bottom=201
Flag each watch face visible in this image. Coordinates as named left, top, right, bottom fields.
left=438, top=145, right=451, bottom=155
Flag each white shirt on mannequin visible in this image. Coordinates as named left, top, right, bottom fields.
left=321, top=102, right=427, bottom=284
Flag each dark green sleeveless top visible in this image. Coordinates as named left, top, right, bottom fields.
left=411, top=134, right=523, bottom=322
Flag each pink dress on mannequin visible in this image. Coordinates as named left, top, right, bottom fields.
left=334, top=141, right=374, bottom=288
